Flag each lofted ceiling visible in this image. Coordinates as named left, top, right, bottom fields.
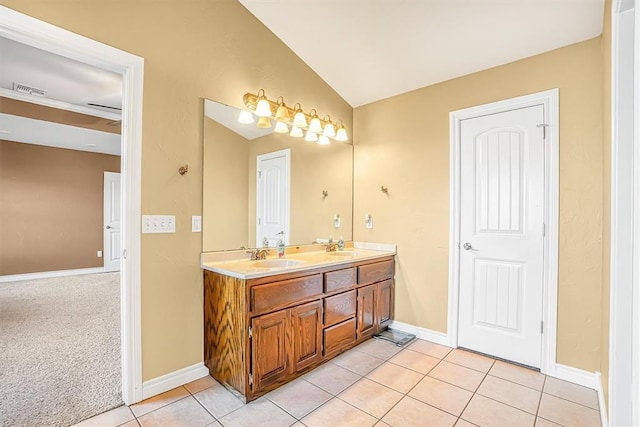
left=239, top=0, right=605, bottom=107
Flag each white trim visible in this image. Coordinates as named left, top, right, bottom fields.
left=609, top=1, right=640, bottom=425
left=0, top=267, right=105, bottom=283
left=389, top=320, right=450, bottom=347
left=142, top=363, right=210, bottom=400
left=448, top=89, right=560, bottom=375
left=552, top=364, right=598, bottom=390
left=0, top=6, right=144, bottom=405
left=0, top=87, right=121, bottom=120
left=595, top=372, right=609, bottom=427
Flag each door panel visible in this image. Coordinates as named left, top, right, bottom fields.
left=256, top=149, right=290, bottom=247
left=292, top=300, right=322, bottom=372
left=103, top=171, right=121, bottom=272
left=459, top=105, right=544, bottom=368
left=251, top=309, right=291, bottom=392
left=357, top=284, right=376, bottom=339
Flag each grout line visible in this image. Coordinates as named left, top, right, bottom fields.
left=534, top=375, right=547, bottom=422
left=485, top=372, right=545, bottom=393
left=542, top=391, right=602, bottom=412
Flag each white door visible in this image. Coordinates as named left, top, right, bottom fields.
left=103, top=171, right=121, bottom=272
left=458, top=105, right=545, bottom=368
left=256, top=149, right=290, bottom=247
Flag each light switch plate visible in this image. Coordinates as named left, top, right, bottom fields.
left=192, top=215, right=202, bottom=233
left=142, top=215, right=176, bottom=233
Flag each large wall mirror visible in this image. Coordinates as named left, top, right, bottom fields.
left=202, top=99, right=353, bottom=252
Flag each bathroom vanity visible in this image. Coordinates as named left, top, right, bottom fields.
left=202, top=247, right=395, bottom=402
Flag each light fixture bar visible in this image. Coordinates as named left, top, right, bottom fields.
left=243, top=90, right=349, bottom=143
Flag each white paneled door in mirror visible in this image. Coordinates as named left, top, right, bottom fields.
left=458, top=105, right=544, bottom=368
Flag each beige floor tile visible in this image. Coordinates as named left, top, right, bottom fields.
left=366, top=362, right=424, bottom=393
left=332, top=348, right=385, bottom=375
left=388, top=349, right=440, bottom=374
left=304, top=363, right=361, bottom=395
left=375, top=422, right=392, bottom=427
left=266, top=377, right=332, bottom=418
left=338, top=378, right=404, bottom=418
left=137, top=396, right=214, bottom=427
left=73, top=406, right=135, bottom=427
left=535, top=417, right=563, bottom=427
left=408, top=376, right=473, bottom=416
left=382, top=396, right=457, bottom=427
left=461, top=394, right=535, bottom=427
left=444, top=349, right=495, bottom=373
left=218, top=397, right=296, bottom=427
left=408, top=339, right=453, bottom=359
left=488, top=360, right=545, bottom=391
left=302, top=398, right=377, bottom=427
left=454, top=419, right=477, bottom=427
left=120, top=421, right=140, bottom=427
left=184, top=375, right=218, bottom=395
left=193, top=382, right=245, bottom=419
left=354, top=339, right=403, bottom=360
left=476, top=375, right=541, bottom=414
left=543, top=376, right=599, bottom=410
left=538, top=394, right=601, bottom=427
left=130, top=387, right=190, bottom=417
left=428, top=361, right=485, bottom=392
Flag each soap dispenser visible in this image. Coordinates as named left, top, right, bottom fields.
left=338, top=236, right=345, bottom=250
left=277, top=239, right=285, bottom=258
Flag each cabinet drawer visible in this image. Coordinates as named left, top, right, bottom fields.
left=324, top=317, right=356, bottom=356
left=325, top=268, right=357, bottom=293
left=324, top=290, right=356, bottom=327
left=251, top=274, right=323, bottom=313
left=358, top=260, right=394, bottom=285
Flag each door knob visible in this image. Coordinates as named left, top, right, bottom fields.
left=106, top=225, right=113, bottom=229
left=463, top=242, right=478, bottom=251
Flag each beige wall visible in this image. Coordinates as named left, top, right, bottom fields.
left=354, top=38, right=605, bottom=372
left=0, top=0, right=353, bottom=380
left=0, top=140, right=120, bottom=275
left=202, top=116, right=249, bottom=251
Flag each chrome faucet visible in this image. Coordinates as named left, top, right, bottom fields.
left=247, top=248, right=270, bottom=260
left=325, top=243, right=339, bottom=252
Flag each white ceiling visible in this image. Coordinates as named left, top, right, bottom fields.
left=0, top=37, right=122, bottom=155
left=239, top=0, right=605, bottom=107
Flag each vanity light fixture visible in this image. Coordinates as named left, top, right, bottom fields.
left=242, top=90, right=349, bottom=144
left=237, top=110, right=254, bottom=124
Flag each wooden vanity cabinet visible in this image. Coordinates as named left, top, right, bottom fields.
left=204, top=256, right=394, bottom=402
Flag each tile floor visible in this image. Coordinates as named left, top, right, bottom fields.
left=73, top=338, right=602, bottom=427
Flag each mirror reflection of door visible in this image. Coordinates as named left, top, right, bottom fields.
left=103, top=171, right=121, bottom=272
left=256, top=149, right=290, bottom=247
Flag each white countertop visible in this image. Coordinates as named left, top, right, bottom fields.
left=201, top=242, right=396, bottom=280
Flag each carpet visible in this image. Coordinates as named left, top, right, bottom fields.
left=0, top=272, right=122, bottom=427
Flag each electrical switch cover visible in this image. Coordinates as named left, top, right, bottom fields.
left=192, top=215, right=202, bottom=233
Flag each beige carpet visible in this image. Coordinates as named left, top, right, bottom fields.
left=0, top=272, right=122, bottom=427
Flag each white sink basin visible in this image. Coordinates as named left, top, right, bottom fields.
left=253, top=259, right=304, bottom=268
left=327, top=250, right=357, bottom=257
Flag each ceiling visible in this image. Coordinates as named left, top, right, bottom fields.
left=239, top=0, right=605, bottom=107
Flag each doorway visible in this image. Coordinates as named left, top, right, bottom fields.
left=256, top=148, right=291, bottom=247
left=448, top=89, right=559, bottom=374
left=0, top=6, right=144, bottom=406
left=104, top=171, right=122, bottom=273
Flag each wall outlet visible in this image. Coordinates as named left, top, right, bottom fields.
left=142, top=215, right=176, bottom=233
left=192, top=215, right=202, bottom=233
left=365, top=214, right=373, bottom=229
left=334, top=214, right=341, bottom=228
left=97, top=250, right=103, bottom=258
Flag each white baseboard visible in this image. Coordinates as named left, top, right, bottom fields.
left=0, top=267, right=106, bottom=283
left=551, top=363, right=599, bottom=389
left=389, top=320, right=450, bottom=347
left=142, top=362, right=209, bottom=400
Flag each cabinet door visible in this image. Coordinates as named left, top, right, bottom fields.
left=377, top=280, right=394, bottom=329
left=251, top=309, right=291, bottom=392
left=291, top=300, right=323, bottom=372
left=357, top=284, right=377, bottom=339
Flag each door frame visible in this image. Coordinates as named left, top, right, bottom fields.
left=448, top=89, right=559, bottom=375
left=256, top=148, right=291, bottom=246
left=609, top=0, right=640, bottom=425
left=0, top=6, right=144, bottom=404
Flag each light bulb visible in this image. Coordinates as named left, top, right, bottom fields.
left=290, top=126, right=303, bottom=137
left=304, top=130, right=318, bottom=142
left=255, top=98, right=272, bottom=117
left=275, top=104, right=289, bottom=121
left=293, top=111, right=307, bottom=128
left=318, top=135, right=330, bottom=145
left=274, top=121, right=289, bottom=134
left=322, top=122, right=336, bottom=138
left=237, top=110, right=254, bottom=124
left=309, top=116, right=322, bottom=134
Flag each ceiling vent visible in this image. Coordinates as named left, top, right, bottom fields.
left=13, top=82, right=47, bottom=97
